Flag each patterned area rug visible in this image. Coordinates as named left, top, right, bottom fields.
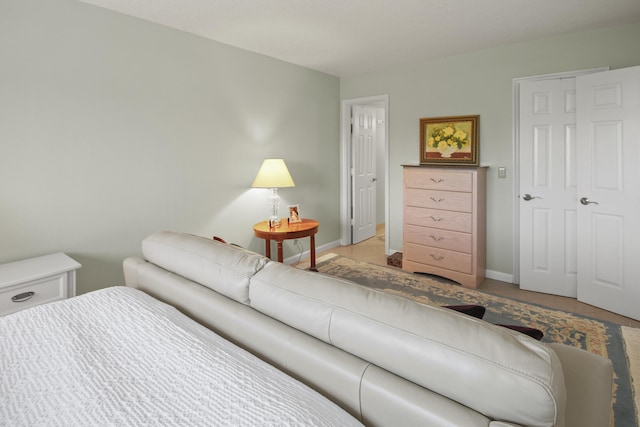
left=314, top=253, right=639, bottom=427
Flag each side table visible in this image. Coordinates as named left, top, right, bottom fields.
left=253, top=219, right=319, bottom=271
left=0, top=253, right=81, bottom=317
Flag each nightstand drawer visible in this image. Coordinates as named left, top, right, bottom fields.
left=0, top=274, right=67, bottom=316
left=405, top=188, right=472, bottom=212
left=0, top=253, right=80, bottom=317
left=404, top=225, right=472, bottom=253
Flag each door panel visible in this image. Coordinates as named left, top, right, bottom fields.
left=576, top=66, right=640, bottom=321
left=351, top=106, right=377, bottom=243
left=591, top=213, right=623, bottom=286
left=519, top=78, right=578, bottom=297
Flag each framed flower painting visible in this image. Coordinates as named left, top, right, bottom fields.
left=419, top=115, right=479, bottom=166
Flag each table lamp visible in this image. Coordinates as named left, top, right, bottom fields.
left=252, top=159, right=295, bottom=227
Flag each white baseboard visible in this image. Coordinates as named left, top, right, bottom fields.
left=485, top=269, right=513, bottom=284
left=283, top=240, right=341, bottom=265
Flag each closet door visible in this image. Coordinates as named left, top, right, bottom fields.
left=519, top=78, right=578, bottom=297
left=576, top=66, right=640, bottom=321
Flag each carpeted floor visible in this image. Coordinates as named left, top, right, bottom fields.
left=313, top=253, right=639, bottom=427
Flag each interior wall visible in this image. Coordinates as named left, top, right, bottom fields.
left=0, top=0, right=340, bottom=294
left=340, top=22, right=640, bottom=279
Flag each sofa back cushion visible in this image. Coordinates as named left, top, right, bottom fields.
left=142, top=231, right=268, bottom=304
left=250, top=262, right=567, bottom=427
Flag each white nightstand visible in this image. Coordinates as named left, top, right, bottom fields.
left=0, top=253, right=81, bottom=317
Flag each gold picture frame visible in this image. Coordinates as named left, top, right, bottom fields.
left=420, top=115, right=479, bottom=166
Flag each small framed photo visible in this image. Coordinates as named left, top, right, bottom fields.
left=420, top=115, right=479, bottom=166
left=288, top=204, right=301, bottom=223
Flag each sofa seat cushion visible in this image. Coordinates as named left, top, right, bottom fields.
left=250, top=262, right=566, bottom=427
left=142, top=231, right=268, bottom=304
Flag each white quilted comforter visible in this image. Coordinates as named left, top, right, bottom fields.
left=1, top=287, right=362, bottom=426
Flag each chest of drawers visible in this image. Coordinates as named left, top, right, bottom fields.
left=0, top=253, right=81, bottom=316
left=402, top=166, right=486, bottom=288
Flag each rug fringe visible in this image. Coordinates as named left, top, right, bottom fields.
left=622, top=326, right=640, bottom=421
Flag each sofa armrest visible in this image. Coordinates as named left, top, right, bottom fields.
left=547, top=343, right=613, bottom=427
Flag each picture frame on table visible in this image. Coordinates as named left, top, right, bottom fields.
left=288, top=204, right=301, bottom=223
left=419, top=115, right=479, bottom=166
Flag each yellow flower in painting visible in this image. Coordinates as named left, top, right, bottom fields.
left=453, top=129, right=467, bottom=141
left=442, top=126, right=455, bottom=137
left=428, top=137, right=435, bottom=147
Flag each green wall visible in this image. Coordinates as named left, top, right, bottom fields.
left=0, top=0, right=340, bottom=293
left=340, top=22, right=640, bottom=279
left=3, top=0, right=639, bottom=290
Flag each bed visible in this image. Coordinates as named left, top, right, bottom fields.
left=1, top=286, right=362, bottom=426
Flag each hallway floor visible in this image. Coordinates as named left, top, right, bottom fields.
left=316, top=225, right=640, bottom=329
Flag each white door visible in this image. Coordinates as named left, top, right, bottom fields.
left=576, top=66, right=640, bottom=321
left=519, top=77, right=579, bottom=297
left=351, top=105, right=377, bottom=243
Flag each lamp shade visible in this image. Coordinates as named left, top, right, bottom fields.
left=252, top=159, right=295, bottom=188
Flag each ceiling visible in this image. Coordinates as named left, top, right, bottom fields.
left=76, top=0, right=640, bottom=77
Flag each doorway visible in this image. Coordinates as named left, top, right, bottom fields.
left=340, top=95, right=389, bottom=254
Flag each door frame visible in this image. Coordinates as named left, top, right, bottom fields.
left=511, top=68, right=608, bottom=284
left=340, top=94, right=390, bottom=254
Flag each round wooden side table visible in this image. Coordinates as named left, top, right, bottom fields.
left=253, top=218, right=319, bottom=271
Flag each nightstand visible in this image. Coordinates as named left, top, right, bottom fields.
left=0, top=253, right=81, bottom=317
left=253, top=219, right=319, bottom=271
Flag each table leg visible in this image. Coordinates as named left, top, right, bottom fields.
left=265, top=238, right=271, bottom=259
left=277, top=241, right=284, bottom=263
left=309, top=234, right=317, bottom=272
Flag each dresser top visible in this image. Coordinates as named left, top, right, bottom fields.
left=402, top=164, right=488, bottom=169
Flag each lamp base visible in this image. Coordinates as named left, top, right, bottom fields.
left=267, top=188, right=282, bottom=228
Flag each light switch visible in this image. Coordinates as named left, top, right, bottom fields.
left=498, top=167, right=507, bottom=179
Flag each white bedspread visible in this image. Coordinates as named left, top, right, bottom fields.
left=1, top=287, right=362, bottom=426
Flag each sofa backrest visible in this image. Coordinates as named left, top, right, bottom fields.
left=138, top=231, right=567, bottom=427
left=142, top=231, right=267, bottom=304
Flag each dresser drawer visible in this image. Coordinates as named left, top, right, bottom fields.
left=405, top=206, right=471, bottom=233
left=404, top=167, right=473, bottom=192
left=405, top=188, right=472, bottom=212
left=404, top=225, right=472, bottom=253
left=0, top=274, right=67, bottom=316
left=404, top=243, right=472, bottom=274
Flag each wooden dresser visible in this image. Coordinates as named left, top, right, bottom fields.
left=402, top=166, right=487, bottom=288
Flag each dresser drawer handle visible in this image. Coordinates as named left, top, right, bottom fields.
left=430, top=197, right=445, bottom=203
left=11, top=291, right=35, bottom=303
left=430, top=235, right=444, bottom=241
left=430, top=254, right=444, bottom=261
left=429, top=216, right=445, bottom=222
left=430, top=178, right=444, bottom=184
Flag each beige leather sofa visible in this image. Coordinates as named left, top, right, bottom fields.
left=124, top=231, right=613, bottom=427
